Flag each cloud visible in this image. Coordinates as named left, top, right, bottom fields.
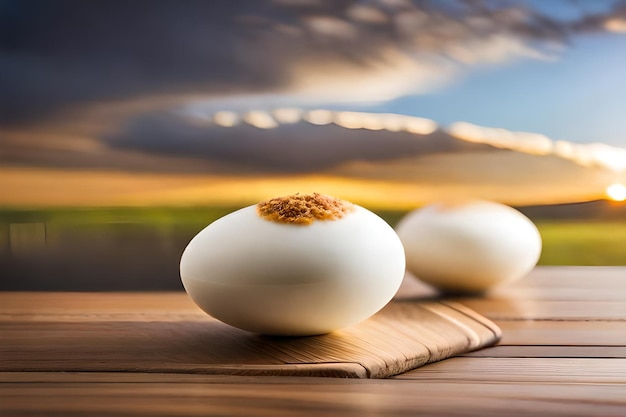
left=2, top=0, right=625, bottom=209
left=571, top=2, right=626, bottom=32
left=448, top=121, right=626, bottom=172
left=6, top=106, right=626, bottom=182
left=0, top=127, right=215, bottom=174
left=100, top=108, right=626, bottom=174
left=2, top=107, right=624, bottom=207
left=2, top=0, right=625, bottom=127
left=104, top=110, right=487, bottom=174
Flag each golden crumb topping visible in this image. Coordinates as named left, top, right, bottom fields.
left=256, top=193, right=354, bottom=225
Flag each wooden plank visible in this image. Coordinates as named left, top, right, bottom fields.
left=0, top=292, right=202, bottom=321
left=395, top=357, right=626, bottom=383
left=397, top=267, right=626, bottom=301
left=0, top=300, right=499, bottom=379
left=3, top=381, right=626, bottom=403
left=1, top=375, right=626, bottom=417
left=486, top=286, right=626, bottom=301
left=3, top=371, right=626, bottom=403
left=521, top=267, right=626, bottom=288
left=498, top=321, right=626, bottom=346
left=454, top=299, right=626, bottom=321
left=462, top=346, right=626, bottom=358
left=0, top=372, right=279, bottom=383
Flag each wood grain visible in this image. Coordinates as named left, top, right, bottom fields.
left=2, top=372, right=626, bottom=417
left=453, top=299, right=626, bottom=321
left=3, top=267, right=626, bottom=416
left=462, top=346, right=626, bottom=358
left=497, top=320, right=626, bottom=345
left=0, top=296, right=500, bottom=378
left=395, top=357, right=626, bottom=383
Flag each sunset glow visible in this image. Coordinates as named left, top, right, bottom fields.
left=606, top=183, right=626, bottom=202
left=0, top=164, right=614, bottom=209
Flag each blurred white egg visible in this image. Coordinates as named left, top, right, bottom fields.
left=396, top=200, right=541, bottom=293
left=180, top=193, right=405, bottom=336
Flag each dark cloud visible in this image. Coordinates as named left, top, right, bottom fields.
left=2, top=0, right=625, bottom=126
left=0, top=134, right=215, bottom=174
left=0, top=1, right=278, bottom=124
left=3, top=104, right=623, bottom=179
left=570, top=1, right=626, bottom=32
left=104, top=111, right=493, bottom=174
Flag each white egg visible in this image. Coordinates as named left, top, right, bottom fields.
left=396, top=200, right=542, bottom=293
left=180, top=193, right=405, bottom=336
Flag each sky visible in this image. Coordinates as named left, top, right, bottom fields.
left=373, top=33, right=626, bottom=145
left=1, top=0, right=626, bottom=208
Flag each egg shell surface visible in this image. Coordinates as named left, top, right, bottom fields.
left=396, top=200, right=542, bottom=293
left=180, top=205, right=406, bottom=336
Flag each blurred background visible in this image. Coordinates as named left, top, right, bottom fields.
left=1, top=0, right=626, bottom=290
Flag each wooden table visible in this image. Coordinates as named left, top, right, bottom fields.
left=2, top=266, right=626, bottom=416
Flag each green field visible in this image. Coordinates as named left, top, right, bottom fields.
left=535, top=221, right=626, bottom=266
left=1, top=207, right=625, bottom=266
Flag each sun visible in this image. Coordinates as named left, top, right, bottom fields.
left=606, top=183, right=626, bottom=202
